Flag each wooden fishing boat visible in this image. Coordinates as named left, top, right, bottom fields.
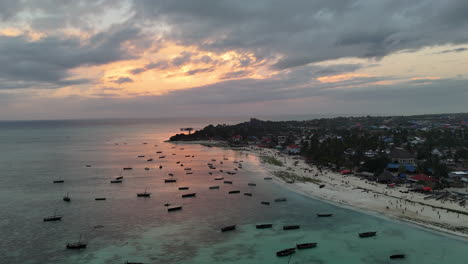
left=228, top=190, right=240, bottom=194
left=53, top=180, right=64, bottom=183
left=283, top=225, right=300, bottom=230
left=178, top=187, right=189, bottom=190
left=276, top=248, right=295, bottom=257
left=43, top=210, right=62, bottom=222
left=261, top=201, right=270, bottom=205
left=214, top=177, right=224, bottom=180
left=359, top=231, right=377, bottom=238
left=296, top=243, right=317, bottom=249
left=248, top=183, right=256, bottom=186
left=256, top=224, right=272, bottom=229
left=181, top=193, right=196, bottom=198
left=63, top=193, right=71, bottom=202
left=209, top=186, right=220, bottom=190
left=111, top=179, right=122, bottom=183
left=317, top=213, right=333, bottom=217
left=168, top=206, right=183, bottom=212
left=66, top=234, right=86, bottom=249
left=137, top=188, right=151, bottom=197
left=123, top=167, right=133, bottom=170
left=243, top=192, right=252, bottom=196
left=223, top=180, right=233, bottom=184
left=164, top=179, right=176, bottom=183
left=95, top=197, right=106, bottom=201
left=389, top=254, right=405, bottom=259
left=221, top=225, right=236, bottom=232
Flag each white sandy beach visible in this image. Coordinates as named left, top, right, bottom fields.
left=176, top=140, right=468, bottom=239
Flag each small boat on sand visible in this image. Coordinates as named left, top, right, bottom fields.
left=111, top=179, right=122, bottom=183
left=317, top=214, right=333, bottom=217
left=145, top=167, right=150, bottom=170
left=164, top=179, right=176, bottom=183
left=248, top=183, right=256, bottom=186
left=209, top=186, right=220, bottom=190
left=137, top=155, right=145, bottom=158
left=261, top=201, right=270, bottom=205
left=221, top=225, right=236, bottom=232
left=276, top=248, right=295, bottom=257
left=95, top=197, right=106, bottom=201
left=274, top=198, right=287, bottom=202
left=115, top=176, right=123, bottom=180
left=146, top=158, right=153, bottom=162
left=256, top=224, right=272, bottom=229
left=168, top=173, right=174, bottom=176
left=359, top=231, right=377, bottom=238
left=178, top=187, right=189, bottom=190
left=296, top=243, right=317, bottom=249
left=168, top=206, right=183, bottom=212
left=85, top=165, right=92, bottom=168
left=228, top=190, right=240, bottom=194
left=182, top=193, right=196, bottom=198
left=66, top=234, right=87, bottom=249
left=243, top=192, right=252, bottom=196
left=123, top=167, right=133, bottom=170
left=283, top=225, right=300, bottom=230
left=223, top=180, right=233, bottom=184
left=53, top=180, right=64, bottom=183
left=214, top=177, right=224, bottom=180
left=319, top=184, right=325, bottom=188
left=390, top=254, right=405, bottom=259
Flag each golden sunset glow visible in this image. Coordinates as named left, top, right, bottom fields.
left=317, top=73, right=374, bottom=83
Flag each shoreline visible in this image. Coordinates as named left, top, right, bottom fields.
left=170, top=139, right=468, bottom=239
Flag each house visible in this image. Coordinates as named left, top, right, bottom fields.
left=231, top=135, right=242, bottom=142
left=409, top=174, right=437, bottom=182
left=278, top=136, right=287, bottom=144
left=389, top=148, right=416, bottom=165
left=286, top=145, right=300, bottom=154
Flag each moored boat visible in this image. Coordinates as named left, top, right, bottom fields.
left=164, top=179, right=176, bottom=183
left=228, top=190, right=240, bottom=194
left=66, top=234, right=87, bottom=249
left=256, top=224, right=272, bottom=229
left=248, top=183, right=256, bottom=186
left=181, top=193, right=196, bottom=198
left=221, top=225, right=236, bottom=232
left=111, top=179, right=123, bottom=183
left=243, top=192, right=252, bottom=196
left=168, top=206, right=183, bottom=212
left=53, top=180, right=64, bottom=183
left=261, top=201, right=270, bottom=205
left=223, top=180, right=233, bottom=184
left=178, top=187, right=189, bottom=190
left=43, top=210, right=62, bottom=222
left=123, top=167, right=133, bottom=170
left=95, top=197, right=106, bottom=201
left=274, top=198, right=287, bottom=202
left=209, top=186, right=220, bottom=190
left=276, top=248, right=295, bottom=257
left=390, top=254, right=405, bottom=259
left=283, top=225, right=300, bottom=230
left=137, top=188, right=151, bottom=197
left=63, top=193, right=71, bottom=202
left=296, top=243, right=317, bottom=249
left=359, top=231, right=377, bottom=238
left=214, top=177, right=224, bottom=180
left=317, top=213, right=333, bottom=217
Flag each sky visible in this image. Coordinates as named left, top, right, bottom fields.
left=0, top=0, right=467, bottom=120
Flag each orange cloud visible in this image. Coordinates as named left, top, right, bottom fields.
left=410, top=76, right=441, bottom=80
left=317, top=73, right=373, bottom=83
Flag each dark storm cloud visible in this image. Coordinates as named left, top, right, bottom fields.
left=111, top=77, right=134, bottom=84
left=129, top=60, right=171, bottom=75
left=132, top=0, right=468, bottom=68
left=436, top=47, right=468, bottom=54
left=0, top=24, right=141, bottom=89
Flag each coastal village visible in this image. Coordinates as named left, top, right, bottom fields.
left=170, top=113, right=468, bottom=236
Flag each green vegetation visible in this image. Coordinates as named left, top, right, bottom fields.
left=260, top=155, right=284, bottom=166
left=272, top=171, right=322, bottom=184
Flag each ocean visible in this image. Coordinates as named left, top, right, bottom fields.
left=0, top=118, right=467, bottom=264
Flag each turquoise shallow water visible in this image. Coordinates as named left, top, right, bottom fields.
left=0, top=119, right=467, bottom=264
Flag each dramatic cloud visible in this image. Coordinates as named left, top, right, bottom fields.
left=0, top=0, right=468, bottom=119
left=0, top=24, right=141, bottom=89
